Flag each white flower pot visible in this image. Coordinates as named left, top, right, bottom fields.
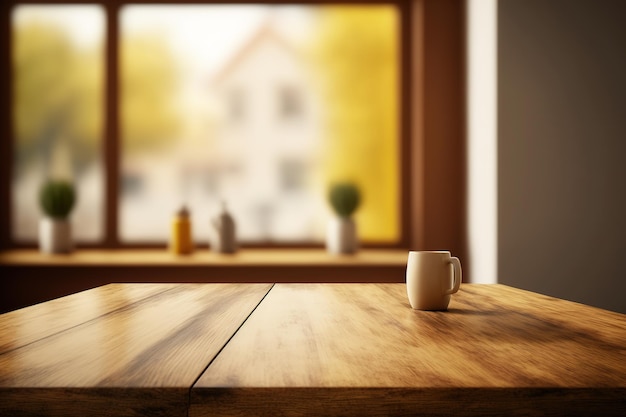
left=326, top=217, right=358, bottom=254
left=39, top=218, right=73, bottom=254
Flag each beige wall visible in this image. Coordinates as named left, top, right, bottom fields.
left=498, top=0, right=626, bottom=313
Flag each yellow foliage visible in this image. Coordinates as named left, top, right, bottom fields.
left=13, top=20, right=182, bottom=170
left=13, top=23, right=103, bottom=170
left=120, top=34, right=181, bottom=154
left=313, top=6, right=400, bottom=242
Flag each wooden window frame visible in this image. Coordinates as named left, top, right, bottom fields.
left=0, top=0, right=466, bottom=260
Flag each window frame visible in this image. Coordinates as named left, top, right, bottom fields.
left=1, top=0, right=468, bottom=253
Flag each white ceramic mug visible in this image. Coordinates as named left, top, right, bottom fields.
left=406, top=251, right=462, bottom=310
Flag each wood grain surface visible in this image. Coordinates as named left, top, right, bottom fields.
left=0, top=283, right=272, bottom=416
left=191, top=283, right=626, bottom=416
left=0, top=284, right=176, bottom=354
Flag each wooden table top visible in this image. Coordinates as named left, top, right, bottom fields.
left=1, top=283, right=625, bottom=416
left=193, top=283, right=626, bottom=416
left=0, top=283, right=272, bottom=416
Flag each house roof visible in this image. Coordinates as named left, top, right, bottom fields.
left=210, top=21, right=300, bottom=87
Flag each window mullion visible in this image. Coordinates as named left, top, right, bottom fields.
left=104, top=2, right=120, bottom=248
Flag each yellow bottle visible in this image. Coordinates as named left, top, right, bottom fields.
left=170, top=206, right=193, bottom=255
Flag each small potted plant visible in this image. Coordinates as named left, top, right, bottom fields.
left=326, top=182, right=361, bottom=254
left=39, top=179, right=76, bottom=254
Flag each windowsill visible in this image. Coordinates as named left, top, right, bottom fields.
left=0, top=248, right=408, bottom=267
left=0, top=248, right=409, bottom=313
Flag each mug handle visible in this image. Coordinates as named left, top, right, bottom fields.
left=444, top=257, right=462, bottom=295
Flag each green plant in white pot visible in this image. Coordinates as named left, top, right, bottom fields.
left=39, top=180, right=76, bottom=254
left=327, top=182, right=361, bottom=254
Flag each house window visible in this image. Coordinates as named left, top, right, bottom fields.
left=228, top=89, right=246, bottom=123
left=280, top=159, right=307, bottom=193
left=6, top=2, right=404, bottom=246
left=279, top=86, right=302, bottom=120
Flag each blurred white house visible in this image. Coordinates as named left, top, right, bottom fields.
left=207, top=23, right=325, bottom=241
left=117, top=21, right=327, bottom=242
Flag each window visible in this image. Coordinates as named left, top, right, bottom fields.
left=11, top=5, right=105, bottom=243
left=278, top=86, right=302, bottom=120
left=280, top=158, right=307, bottom=193
left=228, top=89, right=246, bottom=123
left=5, top=2, right=407, bottom=247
